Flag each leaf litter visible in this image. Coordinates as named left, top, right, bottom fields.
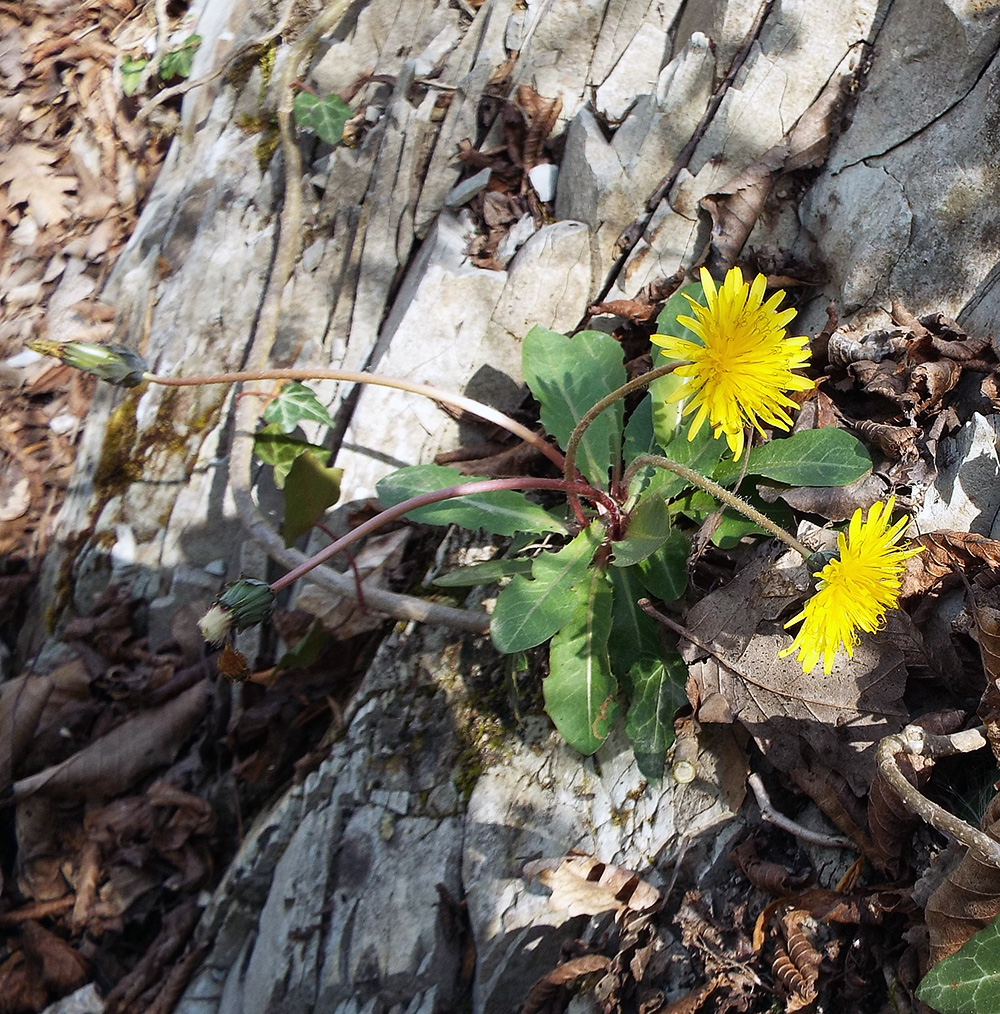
left=4, top=6, right=1000, bottom=1014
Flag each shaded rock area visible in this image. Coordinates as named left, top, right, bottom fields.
left=20, top=0, right=1000, bottom=1011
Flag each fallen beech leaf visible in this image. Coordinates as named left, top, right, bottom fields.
left=523, top=854, right=661, bottom=917
left=10, top=681, right=210, bottom=800
left=925, top=797, right=1000, bottom=964
left=702, top=74, right=842, bottom=268
left=520, top=954, right=610, bottom=1014
left=0, top=673, right=53, bottom=786
left=21, top=919, right=89, bottom=994
left=0, top=142, right=77, bottom=227
left=899, top=531, right=1000, bottom=605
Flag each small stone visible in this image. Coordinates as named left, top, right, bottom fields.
left=527, top=163, right=558, bottom=203
left=445, top=167, right=491, bottom=207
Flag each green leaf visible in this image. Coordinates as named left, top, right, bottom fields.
left=159, top=35, right=201, bottom=81
left=491, top=523, right=603, bottom=653
left=625, top=652, right=689, bottom=780
left=263, top=381, right=336, bottom=433
left=671, top=487, right=794, bottom=549
left=376, top=464, right=568, bottom=537
left=544, top=567, right=619, bottom=755
left=715, top=428, right=872, bottom=488
left=634, top=529, right=688, bottom=602
left=522, top=326, right=626, bottom=487
left=627, top=420, right=727, bottom=503
left=608, top=567, right=662, bottom=678
left=253, top=424, right=329, bottom=488
left=918, top=913, right=1000, bottom=1013
left=432, top=557, right=534, bottom=588
left=121, top=55, right=148, bottom=96
left=281, top=452, right=343, bottom=546
left=276, top=618, right=330, bottom=672
left=293, top=90, right=352, bottom=145
left=648, top=282, right=704, bottom=450
left=611, top=492, right=671, bottom=567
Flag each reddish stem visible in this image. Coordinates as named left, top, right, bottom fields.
left=270, top=477, right=615, bottom=593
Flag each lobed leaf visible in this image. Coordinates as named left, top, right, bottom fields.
left=293, top=90, right=352, bottom=145
left=376, top=464, right=568, bottom=537
left=918, top=914, right=1000, bottom=1013
left=281, top=452, right=343, bottom=545
left=491, top=523, right=603, bottom=653
left=544, top=567, right=619, bottom=755
left=522, top=326, right=626, bottom=487
left=253, top=424, right=329, bottom=488
left=159, top=35, right=201, bottom=81
left=263, top=381, right=336, bottom=433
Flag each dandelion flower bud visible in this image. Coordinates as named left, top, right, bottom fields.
left=27, top=338, right=148, bottom=387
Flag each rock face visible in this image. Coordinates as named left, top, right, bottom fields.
left=34, top=0, right=1000, bottom=1011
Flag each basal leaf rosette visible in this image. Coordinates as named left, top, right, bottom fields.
left=780, top=497, right=922, bottom=674
left=651, top=266, right=813, bottom=460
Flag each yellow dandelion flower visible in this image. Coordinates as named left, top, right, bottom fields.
left=651, top=266, right=813, bottom=459
left=779, top=497, right=922, bottom=675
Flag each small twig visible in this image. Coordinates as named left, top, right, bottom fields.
left=876, top=725, right=1000, bottom=866
left=748, top=773, right=854, bottom=849
left=137, top=0, right=297, bottom=122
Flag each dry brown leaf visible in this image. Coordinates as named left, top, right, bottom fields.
left=701, top=74, right=843, bottom=268
left=729, top=839, right=810, bottom=895
left=0, top=142, right=77, bottom=228
left=899, top=531, right=1000, bottom=605
left=10, top=680, right=211, bottom=800
left=925, top=799, right=1000, bottom=964
left=0, top=673, right=53, bottom=786
left=683, top=545, right=908, bottom=794
left=520, top=954, right=611, bottom=1014
left=523, top=855, right=661, bottom=918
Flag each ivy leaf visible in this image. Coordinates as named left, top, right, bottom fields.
left=715, top=428, right=872, bottom=488
left=376, top=464, right=568, bottom=537
left=293, top=90, right=352, bottom=145
left=159, top=35, right=201, bottom=81
left=253, top=423, right=329, bottom=488
left=491, top=523, right=603, bottom=653
left=121, top=56, right=148, bottom=96
left=608, top=566, right=662, bottom=678
left=625, top=652, right=689, bottom=780
left=634, top=529, right=689, bottom=602
left=611, top=492, right=671, bottom=568
left=918, top=914, right=1000, bottom=1013
left=522, top=326, right=626, bottom=487
left=432, top=557, right=534, bottom=588
left=263, top=381, right=336, bottom=433
left=281, top=451, right=343, bottom=546
left=544, top=567, right=619, bottom=755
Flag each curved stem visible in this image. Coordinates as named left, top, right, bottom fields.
left=627, top=453, right=812, bottom=560
left=146, top=367, right=567, bottom=475
left=562, top=362, right=681, bottom=485
left=270, top=476, right=614, bottom=593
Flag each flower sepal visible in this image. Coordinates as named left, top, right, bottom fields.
left=27, top=338, right=148, bottom=387
left=198, top=578, right=275, bottom=645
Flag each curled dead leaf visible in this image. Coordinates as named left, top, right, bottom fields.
left=523, top=854, right=661, bottom=918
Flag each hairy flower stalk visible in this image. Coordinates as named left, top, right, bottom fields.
left=651, top=267, right=813, bottom=459
left=780, top=497, right=922, bottom=674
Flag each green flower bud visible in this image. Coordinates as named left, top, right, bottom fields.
left=27, top=338, right=148, bottom=387
left=198, top=578, right=275, bottom=645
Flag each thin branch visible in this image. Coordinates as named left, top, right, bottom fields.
left=875, top=725, right=1000, bottom=867
left=147, top=367, right=567, bottom=472
left=748, top=773, right=854, bottom=849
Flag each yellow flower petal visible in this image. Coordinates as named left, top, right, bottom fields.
left=650, top=266, right=813, bottom=459
left=779, top=496, right=923, bottom=674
